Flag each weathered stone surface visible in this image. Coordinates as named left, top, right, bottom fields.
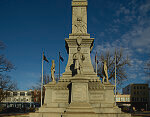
left=30, top=0, right=131, bottom=117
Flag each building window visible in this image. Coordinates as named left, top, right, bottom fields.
left=126, top=97, right=130, bottom=102
left=134, top=86, right=136, bottom=89
left=20, top=92, right=25, bottom=96
left=127, top=97, right=130, bottom=102
left=27, top=92, right=31, bottom=96
left=137, top=86, right=139, bottom=89
left=143, top=98, right=147, bottom=102
left=132, top=97, right=134, bottom=101
left=145, top=98, right=147, bottom=101
left=137, top=98, right=139, bottom=102
left=134, top=98, right=136, bottom=102
left=121, top=97, right=125, bottom=102
left=143, top=86, right=145, bottom=89
left=13, top=92, right=17, bottom=96
left=6, top=92, right=11, bottom=97
left=116, top=97, right=120, bottom=101
left=137, top=91, right=139, bottom=95
left=140, top=86, right=142, bottom=89
left=140, top=91, right=142, bottom=95
left=134, top=92, right=136, bottom=95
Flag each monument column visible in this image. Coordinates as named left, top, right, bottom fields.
left=60, top=0, right=99, bottom=82
left=72, top=0, right=87, bottom=34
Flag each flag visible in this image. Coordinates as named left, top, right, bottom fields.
left=95, top=52, right=99, bottom=64
left=60, top=55, right=64, bottom=62
left=43, top=52, right=49, bottom=63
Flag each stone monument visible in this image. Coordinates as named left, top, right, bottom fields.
left=30, top=0, right=131, bottom=117
left=51, top=60, right=55, bottom=82
left=102, top=60, right=109, bottom=83
left=73, top=46, right=85, bottom=75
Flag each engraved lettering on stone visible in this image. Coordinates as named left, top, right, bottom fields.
left=55, top=92, right=68, bottom=102
left=73, top=85, right=86, bottom=101
left=90, top=92, right=104, bottom=101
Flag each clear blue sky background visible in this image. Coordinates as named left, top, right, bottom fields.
left=0, top=0, right=150, bottom=90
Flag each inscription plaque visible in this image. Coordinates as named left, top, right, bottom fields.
left=53, top=90, right=68, bottom=102
left=72, top=83, right=88, bottom=102
left=89, top=91, right=104, bottom=102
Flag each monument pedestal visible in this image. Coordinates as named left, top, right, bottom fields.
left=30, top=79, right=130, bottom=117
left=64, top=76, right=95, bottom=115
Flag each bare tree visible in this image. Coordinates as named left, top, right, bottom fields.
left=32, top=74, right=50, bottom=90
left=0, top=41, right=16, bottom=102
left=97, top=48, right=130, bottom=87
left=31, top=74, right=51, bottom=104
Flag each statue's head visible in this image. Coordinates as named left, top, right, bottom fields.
left=102, top=60, right=107, bottom=64
left=104, top=60, right=107, bottom=64
left=77, top=46, right=81, bottom=51
left=52, top=60, right=55, bottom=64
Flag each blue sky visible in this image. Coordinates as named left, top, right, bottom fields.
left=0, top=0, right=150, bottom=90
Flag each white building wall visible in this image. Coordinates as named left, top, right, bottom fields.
left=2, top=90, right=33, bottom=103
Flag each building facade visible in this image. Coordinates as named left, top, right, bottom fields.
left=123, top=84, right=149, bottom=110
left=148, top=88, right=150, bottom=110
left=1, top=90, right=34, bottom=108
left=115, top=94, right=131, bottom=107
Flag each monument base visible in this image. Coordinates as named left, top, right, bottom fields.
left=62, top=113, right=131, bottom=117
left=30, top=111, right=130, bottom=117
left=30, top=78, right=131, bottom=117
left=65, top=102, right=95, bottom=113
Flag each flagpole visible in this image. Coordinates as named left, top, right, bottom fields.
left=96, top=52, right=97, bottom=75
left=41, top=52, right=44, bottom=107
left=115, top=50, right=117, bottom=106
left=59, top=52, right=60, bottom=79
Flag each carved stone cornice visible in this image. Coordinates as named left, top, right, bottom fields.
left=65, top=38, right=94, bottom=54
left=65, top=38, right=94, bottom=47
left=88, top=82, right=104, bottom=90
left=45, top=82, right=70, bottom=90
left=72, top=1, right=88, bottom=7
